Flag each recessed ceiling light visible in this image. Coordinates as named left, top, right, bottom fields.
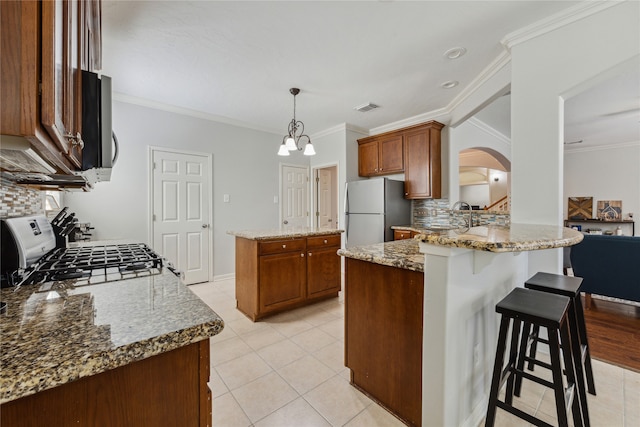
left=441, top=80, right=459, bottom=89
left=444, top=47, right=467, bottom=60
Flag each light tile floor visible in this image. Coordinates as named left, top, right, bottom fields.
left=190, top=279, right=640, bottom=427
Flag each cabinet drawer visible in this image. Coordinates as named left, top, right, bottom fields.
left=394, top=230, right=413, bottom=240
left=259, top=239, right=305, bottom=255
left=307, top=234, right=341, bottom=249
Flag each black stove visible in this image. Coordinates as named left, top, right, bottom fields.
left=19, top=243, right=166, bottom=287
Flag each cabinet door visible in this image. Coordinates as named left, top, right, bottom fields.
left=82, top=0, right=102, bottom=71
left=358, top=139, right=379, bottom=176
left=259, top=251, right=306, bottom=314
left=307, top=246, right=341, bottom=298
left=41, top=0, right=83, bottom=168
left=404, top=125, right=441, bottom=199
left=378, top=134, right=403, bottom=174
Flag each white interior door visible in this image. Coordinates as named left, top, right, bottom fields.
left=152, top=148, right=211, bottom=284
left=317, top=167, right=337, bottom=228
left=281, top=165, right=309, bottom=227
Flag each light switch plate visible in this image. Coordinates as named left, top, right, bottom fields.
left=223, top=194, right=230, bottom=203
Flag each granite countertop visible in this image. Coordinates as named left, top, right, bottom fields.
left=0, top=270, right=224, bottom=404
left=416, top=223, right=583, bottom=252
left=337, top=239, right=424, bottom=273
left=228, top=227, right=344, bottom=240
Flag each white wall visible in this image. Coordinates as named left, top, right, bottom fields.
left=564, top=143, right=640, bottom=236
left=64, top=100, right=308, bottom=278
left=509, top=1, right=639, bottom=274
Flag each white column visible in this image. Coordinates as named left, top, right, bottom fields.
left=420, top=242, right=527, bottom=427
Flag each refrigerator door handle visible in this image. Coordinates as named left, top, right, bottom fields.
left=344, top=182, right=350, bottom=247
left=345, top=213, right=350, bottom=247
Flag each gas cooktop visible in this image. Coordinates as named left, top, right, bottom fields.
left=19, top=243, right=167, bottom=287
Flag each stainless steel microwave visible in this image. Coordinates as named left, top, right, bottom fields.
left=82, top=70, right=118, bottom=183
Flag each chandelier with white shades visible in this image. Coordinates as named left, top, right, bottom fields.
left=278, top=88, right=315, bottom=156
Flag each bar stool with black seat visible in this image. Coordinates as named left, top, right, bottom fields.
left=518, top=271, right=596, bottom=397
left=485, top=287, right=584, bottom=427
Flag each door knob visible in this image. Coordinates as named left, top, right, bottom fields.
left=283, top=220, right=289, bottom=224
left=202, top=224, right=209, bottom=228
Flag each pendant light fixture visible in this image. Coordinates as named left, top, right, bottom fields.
left=278, top=88, right=315, bottom=156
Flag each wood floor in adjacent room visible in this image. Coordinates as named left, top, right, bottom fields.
left=583, top=296, right=640, bottom=372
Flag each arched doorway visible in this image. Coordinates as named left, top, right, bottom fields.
left=459, top=147, right=511, bottom=211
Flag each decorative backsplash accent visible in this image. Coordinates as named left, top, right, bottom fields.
left=412, top=198, right=510, bottom=229
left=412, top=199, right=451, bottom=228
left=0, top=176, right=44, bottom=218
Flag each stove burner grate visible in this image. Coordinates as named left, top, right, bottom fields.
left=19, top=243, right=165, bottom=286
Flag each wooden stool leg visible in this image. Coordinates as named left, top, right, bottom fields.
left=505, top=319, right=522, bottom=405
left=560, top=321, right=586, bottom=427
left=526, top=324, right=540, bottom=371
left=568, top=303, right=590, bottom=427
left=548, top=327, right=572, bottom=427
left=514, top=321, right=531, bottom=397
left=574, top=295, right=596, bottom=395
left=485, top=317, right=511, bottom=427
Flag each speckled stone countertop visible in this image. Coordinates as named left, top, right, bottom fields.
left=0, top=270, right=224, bottom=404
left=337, top=239, right=424, bottom=273
left=416, top=223, right=583, bottom=252
left=228, top=227, right=344, bottom=240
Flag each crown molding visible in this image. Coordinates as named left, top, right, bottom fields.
left=369, top=108, right=450, bottom=135
left=501, top=0, right=622, bottom=50
left=466, top=117, right=512, bottom=146
left=113, top=92, right=281, bottom=135
left=446, top=50, right=512, bottom=115
left=564, top=139, right=640, bottom=154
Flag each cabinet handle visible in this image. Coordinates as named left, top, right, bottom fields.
left=323, top=239, right=327, bottom=244
left=405, top=192, right=409, bottom=196
left=301, top=253, right=305, bottom=257
left=65, top=132, right=84, bottom=149
left=308, top=252, right=312, bottom=256
left=282, top=244, right=286, bottom=248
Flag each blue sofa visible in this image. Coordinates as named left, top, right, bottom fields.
left=569, top=234, right=640, bottom=303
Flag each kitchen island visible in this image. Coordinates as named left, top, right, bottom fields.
left=0, top=268, right=223, bottom=426
left=228, top=227, right=344, bottom=321
left=339, top=224, right=583, bottom=427
left=339, top=239, right=424, bottom=426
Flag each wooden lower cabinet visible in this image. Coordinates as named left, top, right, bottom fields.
left=345, top=258, right=424, bottom=427
left=259, top=250, right=306, bottom=314
left=393, top=229, right=415, bottom=240
left=0, top=340, right=212, bottom=427
left=235, top=234, right=341, bottom=321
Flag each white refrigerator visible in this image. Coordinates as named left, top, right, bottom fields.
left=344, top=178, right=411, bottom=248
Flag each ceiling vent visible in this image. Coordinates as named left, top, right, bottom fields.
left=354, top=103, right=380, bottom=113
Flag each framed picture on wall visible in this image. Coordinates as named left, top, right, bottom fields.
left=597, top=200, right=622, bottom=220
left=567, top=197, right=593, bottom=219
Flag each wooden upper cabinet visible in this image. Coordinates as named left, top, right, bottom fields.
left=357, top=133, right=404, bottom=177
left=403, top=122, right=443, bottom=199
left=358, top=139, right=380, bottom=176
left=0, top=0, right=102, bottom=174
left=41, top=0, right=83, bottom=168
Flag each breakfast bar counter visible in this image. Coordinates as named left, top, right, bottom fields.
left=339, top=224, right=583, bottom=427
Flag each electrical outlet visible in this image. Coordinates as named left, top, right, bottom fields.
left=273, top=196, right=279, bottom=203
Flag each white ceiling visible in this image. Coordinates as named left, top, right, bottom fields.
left=102, top=1, right=639, bottom=148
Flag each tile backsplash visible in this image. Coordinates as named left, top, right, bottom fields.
left=0, top=176, right=44, bottom=218
left=412, top=198, right=510, bottom=229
